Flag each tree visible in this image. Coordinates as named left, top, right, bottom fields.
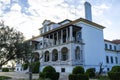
left=20, top=41, right=43, bottom=80
left=0, top=21, right=24, bottom=67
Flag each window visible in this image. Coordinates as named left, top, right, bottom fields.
left=115, top=57, right=118, bottom=64
left=52, top=49, right=58, bottom=61
left=44, top=51, right=49, bottom=62
left=114, top=46, right=116, bottom=51
left=106, top=56, right=109, bottom=63
left=75, top=47, right=80, bottom=60
left=61, top=68, right=65, bottom=72
left=109, top=45, right=112, bottom=50
left=111, top=56, right=113, bottom=63
left=105, top=44, right=108, bottom=49
left=107, top=68, right=110, bottom=71
left=61, top=47, right=68, bottom=61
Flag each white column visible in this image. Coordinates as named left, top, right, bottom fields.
left=61, top=30, right=63, bottom=44
left=43, top=37, right=45, bottom=48
left=58, top=51, right=61, bottom=61
left=66, top=28, right=68, bottom=42
left=52, top=33, right=54, bottom=46
left=57, top=32, right=58, bottom=45
left=70, top=26, right=73, bottom=41
left=48, top=35, right=50, bottom=47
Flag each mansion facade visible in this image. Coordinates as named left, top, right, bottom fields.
left=29, top=2, right=120, bottom=73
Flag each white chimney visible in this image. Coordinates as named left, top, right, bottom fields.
left=84, top=2, right=92, bottom=21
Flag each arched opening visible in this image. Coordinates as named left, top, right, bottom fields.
left=44, top=51, right=49, bottom=62
left=75, top=46, right=80, bottom=60
left=52, top=49, right=58, bottom=61
left=33, top=52, right=40, bottom=62
left=61, top=47, right=68, bottom=61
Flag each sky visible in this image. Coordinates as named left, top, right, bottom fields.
left=0, top=0, right=120, bottom=40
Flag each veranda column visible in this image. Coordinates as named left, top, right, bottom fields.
left=61, top=30, right=63, bottom=44
left=48, top=35, right=50, bottom=47
left=57, top=32, right=58, bottom=45
left=69, top=26, right=73, bottom=41
left=66, top=28, right=68, bottom=42
left=52, top=33, right=54, bottom=46
left=43, top=37, right=45, bottom=48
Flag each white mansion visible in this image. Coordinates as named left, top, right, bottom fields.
left=28, top=2, right=120, bottom=73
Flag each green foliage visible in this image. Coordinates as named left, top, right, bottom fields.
left=43, top=66, right=56, bottom=73
left=22, top=63, right=28, bottom=70
left=98, top=75, right=110, bottom=80
left=69, top=74, right=89, bottom=80
left=108, top=66, right=120, bottom=80
left=72, top=66, right=85, bottom=74
left=111, top=66, right=120, bottom=72
left=69, top=66, right=88, bottom=80
left=39, top=66, right=59, bottom=80
left=77, top=74, right=89, bottom=80
left=86, top=68, right=95, bottom=78
left=69, top=74, right=77, bottom=80
left=32, top=61, right=40, bottom=73
left=2, top=68, right=9, bottom=72
left=39, top=72, right=46, bottom=79
left=0, top=21, right=24, bottom=67
left=108, top=72, right=120, bottom=80
left=0, top=76, right=11, bottom=80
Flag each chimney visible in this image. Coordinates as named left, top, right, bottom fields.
left=84, top=2, right=92, bottom=21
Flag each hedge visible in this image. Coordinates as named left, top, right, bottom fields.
left=2, top=68, right=9, bottom=72
left=108, top=66, right=120, bottom=80
left=86, top=68, right=95, bottom=78
left=72, top=66, right=85, bottom=74
left=39, top=66, right=59, bottom=80
left=22, top=63, right=28, bottom=70
left=69, top=74, right=89, bottom=80
left=108, top=72, right=120, bottom=80
left=69, top=66, right=88, bottom=80
left=32, top=61, right=40, bottom=73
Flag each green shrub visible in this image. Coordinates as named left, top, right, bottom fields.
left=108, top=72, right=120, bottom=80
left=108, top=66, right=120, bottom=80
left=54, top=72, right=60, bottom=80
left=22, top=63, right=28, bottom=70
left=69, top=74, right=89, bottom=80
left=69, top=74, right=78, bottom=80
left=77, top=74, right=89, bottom=80
left=39, top=72, right=46, bottom=79
left=32, top=61, right=40, bottom=73
left=86, top=68, right=95, bottom=78
left=2, top=68, right=9, bottom=72
left=111, top=66, right=120, bottom=72
left=72, top=66, right=85, bottom=74
left=98, top=75, right=109, bottom=80
left=43, top=66, right=56, bottom=73
left=40, top=66, right=59, bottom=80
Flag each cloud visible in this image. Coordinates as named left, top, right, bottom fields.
left=0, top=0, right=118, bottom=40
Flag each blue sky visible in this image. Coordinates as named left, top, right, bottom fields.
left=0, top=0, right=120, bottom=40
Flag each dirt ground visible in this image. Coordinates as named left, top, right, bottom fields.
left=0, top=72, right=39, bottom=80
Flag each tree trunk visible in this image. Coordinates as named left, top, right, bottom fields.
left=29, top=63, right=32, bottom=80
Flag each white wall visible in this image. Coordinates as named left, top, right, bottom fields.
left=76, top=22, right=105, bottom=69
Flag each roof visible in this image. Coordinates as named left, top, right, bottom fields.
left=28, top=18, right=106, bottom=41
left=58, top=19, right=72, bottom=24
left=112, top=40, right=120, bottom=44
left=40, top=18, right=105, bottom=36
left=104, top=39, right=120, bottom=44
left=26, top=35, right=41, bottom=41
